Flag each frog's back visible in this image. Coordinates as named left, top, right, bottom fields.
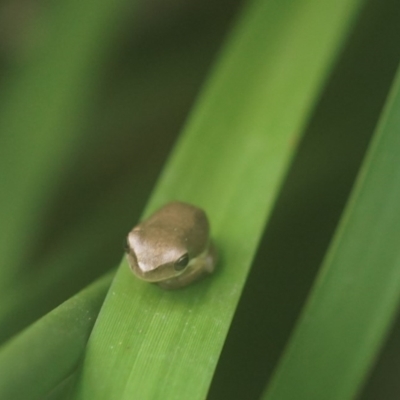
left=143, top=201, right=209, bottom=256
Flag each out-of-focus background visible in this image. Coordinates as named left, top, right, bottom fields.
left=0, top=0, right=243, bottom=339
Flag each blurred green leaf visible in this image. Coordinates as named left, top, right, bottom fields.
left=0, top=182, right=131, bottom=344
left=0, top=271, right=113, bottom=400
left=44, top=374, right=77, bottom=400
left=263, top=64, right=400, bottom=400
left=208, top=1, right=400, bottom=397
left=72, top=0, right=364, bottom=399
left=0, top=0, right=134, bottom=290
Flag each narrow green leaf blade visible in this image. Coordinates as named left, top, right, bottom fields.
left=0, top=182, right=134, bottom=344
left=263, top=64, right=400, bottom=400
left=74, top=0, right=364, bottom=399
left=0, top=272, right=113, bottom=400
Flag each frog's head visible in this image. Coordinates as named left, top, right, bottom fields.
left=125, top=201, right=210, bottom=284
left=126, top=226, right=192, bottom=282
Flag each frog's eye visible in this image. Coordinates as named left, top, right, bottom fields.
left=174, top=253, right=189, bottom=271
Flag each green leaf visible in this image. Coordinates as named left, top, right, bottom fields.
left=0, top=182, right=135, bottom=344
left=44, top=374, right=77, bottom=400
left=262, top=64, right=400, bottom=400
left=72, top=0, right=365, bottom=399
left=0, top=272, right=113, bottom=400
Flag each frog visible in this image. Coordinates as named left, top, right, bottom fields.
left=125, top=201, right=217, bottom=289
